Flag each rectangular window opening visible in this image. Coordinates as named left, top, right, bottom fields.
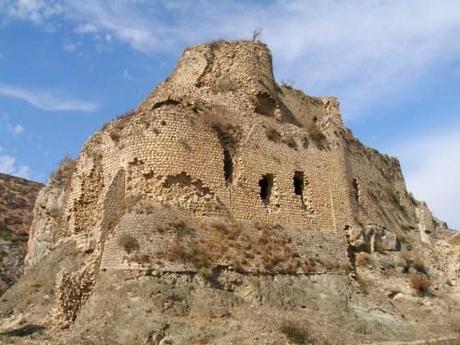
left=351, top=178, right=360, bottom=204
left=293, top=171, right=306, bottom=209
left=293, top=171, right=304, bottom=196
left=259, top=174, right=274, bottom=205
left=223, top=148, right=233, bottom=185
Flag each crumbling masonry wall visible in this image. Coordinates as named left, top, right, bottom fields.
left=27, top=41, right=437, bottom=275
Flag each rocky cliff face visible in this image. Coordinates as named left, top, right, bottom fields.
left=0, top=41, right=458, bottom=345
left=0, top=173, right=42, bottom=293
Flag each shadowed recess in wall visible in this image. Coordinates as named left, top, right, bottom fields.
left=259, top=174, right=274, bottom=205
left=162, top=172, right=211, bottom=197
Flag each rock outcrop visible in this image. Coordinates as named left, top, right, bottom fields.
left=0, top=40, right=458, bottom=345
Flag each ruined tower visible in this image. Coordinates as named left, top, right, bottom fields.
left=21, top=41, right=447, bottom=326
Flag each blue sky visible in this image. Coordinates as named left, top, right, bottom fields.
left=0, top=0, right=459, bottom=229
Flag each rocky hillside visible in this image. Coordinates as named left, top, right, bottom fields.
left=0, top=173, right=42, bottom=294
left=0, top=41, right=458, bottom=345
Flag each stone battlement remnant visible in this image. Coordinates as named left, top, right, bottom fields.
left=26, top=40, right=444, bottom=280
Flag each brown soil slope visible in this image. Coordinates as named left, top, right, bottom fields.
left=0, top=173, right=43, bottom=293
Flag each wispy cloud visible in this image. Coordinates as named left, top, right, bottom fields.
left=2, top=0, right=459, bottom=116
left=74, top=22, right=98, bottom=34
left=59, top=1, right=164, bottom=54
left=1, top=0, right=63, bottom=24
left=10, top=123, right=24, bottom=135
left=0, top=83, right=99, bottom=112
left=0, top=113, right=25, bottom=135
left=122, top=69, right=133, bottom=81
left=62, top=40, right=78, bottom=52
left=392, top=124, right=460, bottom=230
left=0, top=147, right=30, bottom=179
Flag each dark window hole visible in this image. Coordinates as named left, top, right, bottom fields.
left=223, top=148, right=233, bottom=185
left=259, top=174, right=274, bottom=204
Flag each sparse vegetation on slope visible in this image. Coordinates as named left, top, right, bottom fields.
left=0, top=173, right=42, bottom=293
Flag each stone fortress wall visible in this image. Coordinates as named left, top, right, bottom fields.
left=27, top=41, right=442, bottom=274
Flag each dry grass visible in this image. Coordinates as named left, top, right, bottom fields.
left=210, top=76, right=239, bottom=94
left=200, top=108, right=242, bottom=163
left=449, top=233, right=460, bottom=246
left=306, top=122, right=326, bottom=145
left=410, top=272, right=432, bottom=295
left=302, top=136, right=309, bottom=149
left=266, top=127, right=282, bottom=143
left=316, top=258, right=340, bottom=271
left=355, top=253, right=373, bottom=267
left=104, top=109, right=138, bottom=142
left=160, top=219, right=316, bottom=275
left=164, top=220, right=194, bottom=237
left=281, top=134, right=298, bottom=150
left=201, top=107, right=237, bottom=132
left=178, top=138, right=192, bottom=151
left=413, top=256, right=427, bottom=274
left=130, top=253, right=151, bottom=265
left=166, top=237, right=213, bottom=278
left=355, top=273, right=370, bottom=295
left=279, top=318, right=350, bottom=345
left=398, top=251, right=430, bottom=275
left=374, top=239, right=386, bottom=254
left=118, top=234, right=140, bottom=254
left=109, top=131, right=121, bottom=142
left=394, top=255, right=410, bottom=272
left=104, top=195, right=142, bottom=231
left=50, top=156, right=76, bottom=189
left=384, top=183, right=408, bottom=216
left=393, top=227, right=408, bottom=246
left=280, top=319, right=313, bottom=344
left=208, top=38, right=226, bottom=50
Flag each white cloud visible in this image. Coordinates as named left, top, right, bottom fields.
left=392, top=124, right=460, bottom=230
left=15, top=164, right=31, bottom=178
left=11, top=123, right=24, bottom=135
left=63, top=40, right=78, bottom=52
left=0, top=83, right=99, bottom=112
left=3, top=0, right=460, bottom=112
left=3, top=0, right=62, bottom=24
left=63, top=1, right=163, bottom=54
left=2, top=0, right=457, bottom=116
left=0, top=153, right=30, bottom=179
left=74, top=22, right=98, bottom=34
left=0, top=154, right=15, bottom=172
left=0, top=114, right=25, bottom=135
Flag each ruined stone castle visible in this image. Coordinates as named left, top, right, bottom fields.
left=22, top=41, right=446, bottom=324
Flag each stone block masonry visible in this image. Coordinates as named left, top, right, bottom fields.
left=26, top=40, right=441, bottom=276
